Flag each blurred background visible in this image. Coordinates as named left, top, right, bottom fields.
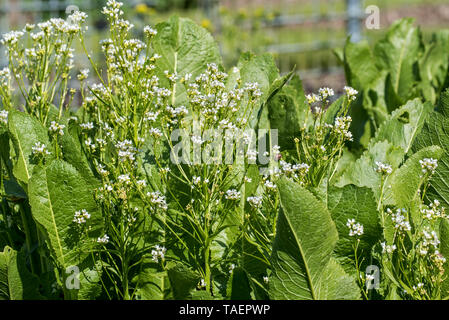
left=0, top=0, right=448, bottom=91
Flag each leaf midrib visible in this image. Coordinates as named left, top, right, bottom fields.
left=281, top=208, right=317, bottom=300
left=12, top=126, right=30, bottom=182
left=42, top=172, right=65, bottom=266
left=393, top=29, right=413, bottom=94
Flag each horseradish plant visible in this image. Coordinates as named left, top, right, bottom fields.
left=1, top=0, right=449, bottom=300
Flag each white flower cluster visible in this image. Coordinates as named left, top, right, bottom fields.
left=80, top=122, right=94, bottom=130
left=118, top=174, right=131, bottom=185
left=375, top=161, right=393, bottom=175
left=333, top=116, right=353, bottom=141
left=73, top=209, right=91, bottom=224
left=243, top=82, right=262, bottom=98
left=148, top=127, right=162, bottom=138
left=143, top=25, right=157, bottom=38
left=0, top=110, right=8, bottom=125
left=318, top=87, right=334, bottom=101
left=147, top=191, right=168, bottom=211
left=32, top=142, right=51, bottom=156
left=144, top=111, right=159, bottom=122
left=365, top=273, right=375, bottom=283
left=247, top=196, right=263, bottom=208
left=279, top=160, right=310, bottom=179
left=418, top=228, right=441, bottom=257
left=102, top=0, right=124, bottom=21
left=49, top=121, right=65, bottom=136
left=84, top=137, right=96, bottom=152
left=91, top=83, right=111, bottom=97
left=306, top=93, right=321, bottom=104
left=165, top=105, right=188, bottom=120
left=116, top=139, right=137, bottom=162
left=151, top=245, right=166, bottom=262
left=381, top=242, right=397, bottom=254
left=246, top=149, right=258, bottom=162
left=388, top=208, right=411, bottom=232
left=421, top=199, right=446, bottom=221
left=0, top=67, right=11, bottom=88
left=344, top=86, right=358, bottom=101
left=68, top=11, right=88, bottom=25
left=77, top=68, right=89, bottom=81
left=264, top=180, right=276, bottom=191
left=1, top=30, right=24, bottom=46
left=412, top=282, right=425, bottom=293
left=97, top=234, right=110, bottom=244
left=419, top=158, right=438, bottom=175
left=136, top=180, right=147, bottom=188
left=346, top=218, right=364, bottom=237
left=225, top=189, right=241, bottom=201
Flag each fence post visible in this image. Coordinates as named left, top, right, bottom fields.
left=346, top=0, right=362, bottom=42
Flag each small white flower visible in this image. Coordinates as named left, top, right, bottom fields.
left=97, top=234, right=109, bottom=244
left=136, top=180, right=147, bottom=188
left=151, top=245, right=166, bottom=262
left=0, top=110, right=8, bottom=125
left=32, top=142, right=51, bottom=156
left=264, top=180, right=276, bottom=191
left=191, top=135, right=204, bottom=145
left=225, top=189, right=241, bottom=201
left=318, top=87, right=334, bottom=101
left=247, top=196, right=263, bottom=208
left=346, top=218, right=364, bottom=237
left=147, top=191, right=168, bottom=210
left=344, top=86, right=358, bottom=101
left=73, top=209, right=91, bottom=224
left=144, top=25, right=157, bottom=37
left=365, top=274, right=375, bottom=282
left=118, top=174, right=131, bottom=185
left=49, top=121, right=65, bottom=136
left=375, top=161, right=393, bottom=175
left=306, top=93, right=321, bottom=104
left=420, top=158, right=438, bottom=175
left=390, top=208, right=411, bottom=232
left=148, top=127, right=162, bottom=137
left=381, top=242, right=397, bottom=254
left=77, top=68, right=89, bottom=81
left=80, top=122, right=94, bottom=130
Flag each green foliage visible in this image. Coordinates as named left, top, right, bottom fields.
left=340, top=18, right=449, bottom=146
left=1, top=2, right=449, bottom=301
left=269, top=178, right=359, bottom=300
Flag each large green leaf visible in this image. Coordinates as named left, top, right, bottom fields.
left=391, top=146, right=443, bottom=208
left=133, top=260, right=172, bottom=300
left=372, top=99, right=433, bottom=155
left=343, top=39, right=380, bottom=90
left=264, top=75, right=310, bottom=150
left=335, top=140, right=404, bottom=198
left=440, top=219, right=449, bottom=298
left=328, top=185, right=382, bottom=273
left=412, top=89, right=449, bottom=207
left=374, top=18, right=422, bottom=100
left=153, top=16, right=222, bottom=107
left=226, top=267, right=252, bottom=300
left=167, top=262, right=201, bottom=300
left=28, top=160, right=102, bottom=268
left=418, top=30, right=449, bottom=104
left=0, top=246, right=42, bottom=300
left=8, top=110, right=50, bottom=186
left=269, top=178, right=359, bottom=300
